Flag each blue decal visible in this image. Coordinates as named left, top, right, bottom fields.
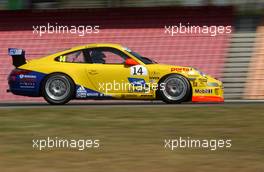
left=76, top=86, right=87, bottom=98
left=8, top=71, right=46, bottom=96
left=128, top=77, right=147, bottom=87
left=76, top=85, right=110, bottom=99
left=8, top=48, right=24, bottom=56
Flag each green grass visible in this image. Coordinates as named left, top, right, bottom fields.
left=0, top=104, right=263, bottom=172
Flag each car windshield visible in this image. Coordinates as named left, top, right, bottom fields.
left=124, top=47, right=157, bottom=64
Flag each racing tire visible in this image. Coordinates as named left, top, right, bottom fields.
left=42, top=73, right=75, bottom=105
left=158, top=74, right=191, bottom=104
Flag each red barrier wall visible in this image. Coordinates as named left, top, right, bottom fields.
left=0, top=7, right=233, bottom=101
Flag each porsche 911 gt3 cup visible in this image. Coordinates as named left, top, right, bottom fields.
left=7, top=43, right=224, bottom=104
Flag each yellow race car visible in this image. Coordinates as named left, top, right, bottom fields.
left=7, top=43, right=224, bottom=104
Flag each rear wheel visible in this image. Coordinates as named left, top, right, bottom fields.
left=158, top=74, right=191, bottom=104
left=42, top=73, right=74, bottom=105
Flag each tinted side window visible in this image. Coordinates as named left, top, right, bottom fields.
left=55, top=47, right=128, bottom=64
left=88, top=47, right=128, bottom=64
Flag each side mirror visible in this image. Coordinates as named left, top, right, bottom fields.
left=125, top=58, right=139, bottom=66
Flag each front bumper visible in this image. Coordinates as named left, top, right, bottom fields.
left=190, top=76, right=224, bottom=103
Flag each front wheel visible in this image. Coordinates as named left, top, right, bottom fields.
left=42, top=73, right=74, bottom=105
left=158, top=74, right=191, bottom=104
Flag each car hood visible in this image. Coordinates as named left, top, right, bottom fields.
left=146, top=64, right=221, bottom=83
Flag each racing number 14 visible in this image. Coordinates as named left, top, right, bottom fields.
left=130, top=65, right=148, bottom=76
left=132, top=66, right=143, bottom=75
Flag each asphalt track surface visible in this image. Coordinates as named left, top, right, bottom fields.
left=0, top=100, right=263, bottom=109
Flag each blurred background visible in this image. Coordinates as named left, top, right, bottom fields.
left=0, top=0, right=263, bottom=101
left=0, top=2, right=264, bottom=171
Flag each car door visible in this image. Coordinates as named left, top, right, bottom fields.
left=84, top=47, right=150, bottom=97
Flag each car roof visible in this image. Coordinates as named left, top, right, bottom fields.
left=42, top=43, right=127, bottom=60
left=71, top=43, right=124, bottom=51
left=45, top=43, right=121, bottom=56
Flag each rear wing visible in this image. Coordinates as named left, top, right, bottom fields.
left=8, top=48, right=26, bottom=67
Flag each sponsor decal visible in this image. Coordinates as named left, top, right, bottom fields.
left=195, top=89, right=213, bottom=94
left=149, top=76, right=160, bottom=80
left=134, top=88, right=148, bottom=93
left=128, top=78, right=147, bottom=87
left=19, top=82, right=36, bottom=89
left=149, top=79, right=157, bottom=83
left=8, top=48, right=23, bottom=56
left=123, top=94, right=138, bottom=98
left=149, top=71, right=160, bottom=80
left=17, top=74, right=38, bottom=89
left=19, top=74, right=37, bottom=79
left=150, top=71, right=160, bottom=75
left=9, top=71, right=46, bottom=96
left=18, top=75, right=37, bottom=89
left=76, top=85, right=107, bottom=98
left=86, top=93, right=100, bottom=96
left=128, top=78, right=151, bottom=93
left=171, top=67, right=190, bottom=72
left=127, top=87, right=149, bottom=93
left=140, top=94, right=153, bottom=98
left=76, top=86, right=87, bottom=98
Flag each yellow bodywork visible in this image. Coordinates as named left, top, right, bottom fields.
left=19, top=43, right=224, bottom=102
